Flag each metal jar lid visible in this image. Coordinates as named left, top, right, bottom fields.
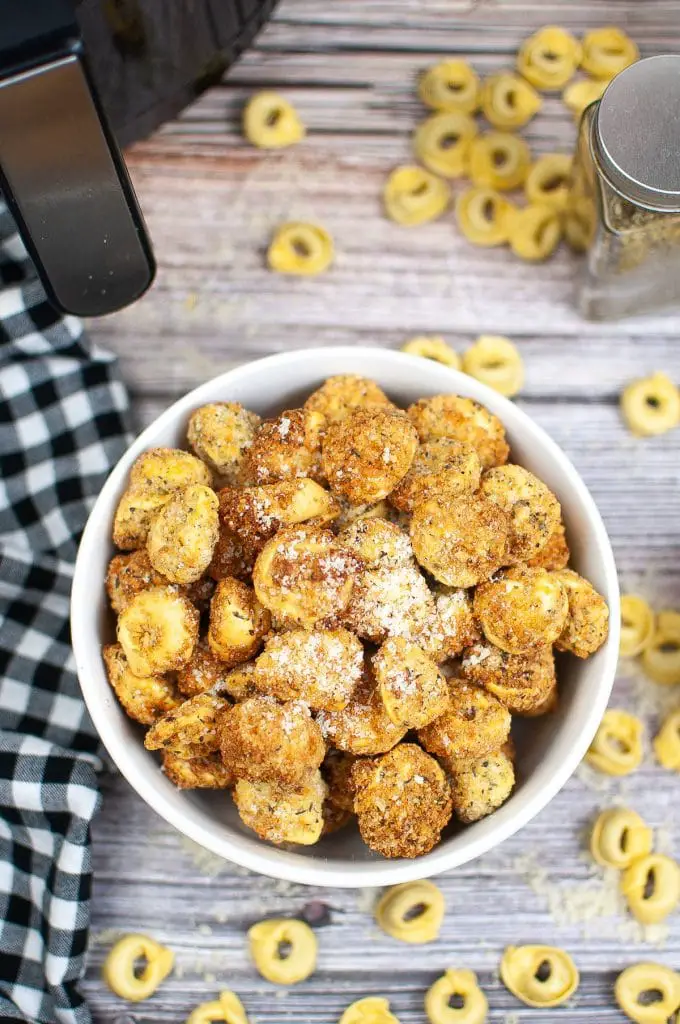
left=592, top=54, right=680, bottom=212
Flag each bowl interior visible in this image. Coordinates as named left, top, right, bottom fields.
left=72, top=348, right=619, bottom=886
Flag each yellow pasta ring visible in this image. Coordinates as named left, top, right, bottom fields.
left=418, top=60, right=481, bottom=114
left=500, top=945, right=579, bottom=1008
left=339, top=996, right=402, bottom=1024
left=413, top=112, right=478, bottom=179
left=642, top=610, right=680, bottom=684
left=456, top=187, right=517, bottom=247
left=102, top=933, right=174, bottom=1002
left=621, top=853, right=680, bottom=925
left=563, top=78, right=608, bottom=120
left=468, top=132, right=531, bottom=192
left=267, top=222, right=334, bottom=276
left=517, top=26, right=582, bottom=90
left=585, top=708, right=644, bottom=776
left=525, top=154, right=572, bottom=212
left=248, top=918, right=317, bottom=985
left=425, top=968, right=488, bottom=1024
left=581, top=27, right=639, bottom=80
left=621, top=373, right=680, bottom=438
left=243, top=92, right=305, bottom=149
left=402, top=336, right=461, bottom=369
left=509, top=204, right=562, bottom=261
left=654, top=708, right=680, bottom=771
left=619, top=594, right=655, bottom=658
left=186, top=990, right=250, bottom=1024
left=384, top=166, right=451, bottom=226
left=589, top=807, right=653, bottom=869
left=375, top=880, right=445, bottom=944
left=462, top=335, right=524, bottom=398
left=615, top=963, right=680, bottom=1024
left=481, top=72, right=542, bottom=129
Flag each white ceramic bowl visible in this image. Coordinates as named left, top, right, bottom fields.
left=72, top=347, right=619, bottom=887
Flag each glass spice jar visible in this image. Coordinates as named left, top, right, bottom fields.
left=570, top=55, right=680, bottom=320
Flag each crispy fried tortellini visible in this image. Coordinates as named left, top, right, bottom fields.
left=207, top=522, right=253, bottom=582
left=407, top=395, right=509, bottom=469
left=317, top=665, right=407, bottom=755
left=373, top=638, right=449, bottom=729
left=175, top=637, right=234, bottom=698
left=103, top=643, right=181, bottom=725
left=322, top=407, right=418, bottom=505
left=410, top=495, right=510, bottom=588
left=219, top=661, right=261, bottom=702
left=474, top=566, right=569, bottom=654
left=219, top=479, right=339, bottom=555
left=117, top=587, right=199, bottom=676
left=351, top=743, right=452, bottom=858
left=449, top=748, right=515, bottom=822
left=220, top=695, right=325, bottom=785
left=146, top=484, right=219, bottom=584
left=553, top=569, right=609, bottom=658
left=432, top=586, right=481, bottom=658
left=480, top=464, right=562, bottom=564
left=253, top=627, right=363, bottom=710
left=338, top=518, right=413, bottom=570
left=241, top=408, right=326, bottom=485
left=389, top=438, right=482, bottom=513
left=106, top=550, right=172, bottom=615
left=526, top=522, right=569, bottom=571
left=304, top=375, right=395, bottom=424
left=418, top=681, right=511, bottom=764
left=187, top=402, right=261, bottom=483
left=208, top=577, right=271, bottom=666
left=144, top=692, right=229, bottom=757
left=233, top=771, right=327, bottom=845
left=461, top=641, right=556, bottom=715
left=161, top=751, right=234, bottom=789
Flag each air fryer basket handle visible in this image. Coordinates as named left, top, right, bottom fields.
left=0, top=4, right=155, bottom=317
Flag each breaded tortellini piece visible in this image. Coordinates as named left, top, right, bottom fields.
left=175, top=637, right=234, bottom=698
left=316, top=666, right=407, bottom=755
left=418, top=681, right=511, bottom=763
left=102, top=643, right=181, bottom=725
left=253, top=627, right=363, bottom=710
left=241, top=408, right=326, bottom=485
left=146, top=484, right=219, bottom=584
left=449, top=748, right=515, bottom=823
left=187, top=402, right=261, bottom=483
left=220, top=695, right=325, bottom=785
left=219, top=479, right=339, bottom=555
left=219, top=661, right=260, bottom=702
left=407, top=395, right=509, bottom=469
left=527, top=522, right=570, bottom=571
left=105, top=550, right=172, bottom=615
left=474, top=566, right=569, bottom=654
left=553, top=569, right=609, bottom=658
left=351, top=743, right=452, bottom=858
left=338, top=518, right=413, bottom=570
left=432, top=586, right=482, bottom=658
left=144, top=692, right=229, bottom=757
left=208, top=577, right=271, bottom=666
left=161, top=751, right=234, bottom=789
left=480, top=465, right=562, bottom=564
left=372, top=638, right=449, bottom=729
left=389, top=438, right=482, bottom=512
left=207, top=522, right=253, bottom=582
left=410, top=495, right=510, bottom=587
left=461, top=641, right=556, bottom=715
left=117, top=587, right=199, bottom=676
left=333, top=497, right=392, bottom=531
left=304, top=374, right=394, bottom=425
left=233, top=771, right=327, bottom=845
left=252, top=526, right=357, bottom=628
left=321, top=407, right=418, bottom=505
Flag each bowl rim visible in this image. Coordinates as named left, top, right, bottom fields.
left=71, top=346, right=620, bottom=887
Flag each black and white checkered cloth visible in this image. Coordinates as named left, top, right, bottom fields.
left=0, top=202, right=133, bottom=1023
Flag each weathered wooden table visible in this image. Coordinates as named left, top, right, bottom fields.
left=83, top=2, right=680, bottom=1020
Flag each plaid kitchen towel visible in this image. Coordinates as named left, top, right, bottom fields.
left=0, top=202, right=133, bottom=1023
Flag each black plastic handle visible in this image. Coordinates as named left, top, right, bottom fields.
left=0, top=1, right=155, bottom=317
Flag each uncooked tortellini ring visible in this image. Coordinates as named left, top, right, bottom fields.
left=654, top=709, right=680, bottom=771
left=243, top=91, right=305, bottom=149
left=480, top=72, right=542, bottom=129
left=268, top=222, right=334, bottom=276
left=642, top=609, right=680, bottom=684
left=375, top=880, right=445, bottom=944
left=413, top=112, right=478, bottom=179
left=102, top=933, right=174, bottom=1002
left=384, top=166, right=451, bottom=226
left=339, top=997, right=401, bottom=1024
left=585, top=708, right=644, bottom=776
left=563, top=78, right=607, bottom=120
left=525, top=154, right=572, bottom=212
left=500, top=945, right=579, bottom=1008
left=402, top=336, right=461, bottom=370
left=619, top=594, right=655, bottom=658
left=248, top=918, right=317, bottom=985
left=589, top=807, right=653, bottom=870
left=621, top=853, right=680, bottom=925
left=581, top=27, right=640, bottom=80
left=462, top=335, right=524, bottom=398
left=425, top=968, right=488, bottom=1024
left=615, top=962, right=680, bottom=1024
left=620, top=373, right=680, bottom=438
left=456, top=187, right=517, bottom=247
left=517, top=26, right=582, bottom=90
left=509, top=205, right=562, bottom=262
left=186, top=990, right=250, bottom=1024
left=418, top=60, right=481, bottom=114
left=468, top=132, right=531, bottom=192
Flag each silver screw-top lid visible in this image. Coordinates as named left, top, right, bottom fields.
left=593, top=54, right=680, bottom=212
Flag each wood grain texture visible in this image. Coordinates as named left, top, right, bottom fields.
left=85, top=1, right=680, bottom=1021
